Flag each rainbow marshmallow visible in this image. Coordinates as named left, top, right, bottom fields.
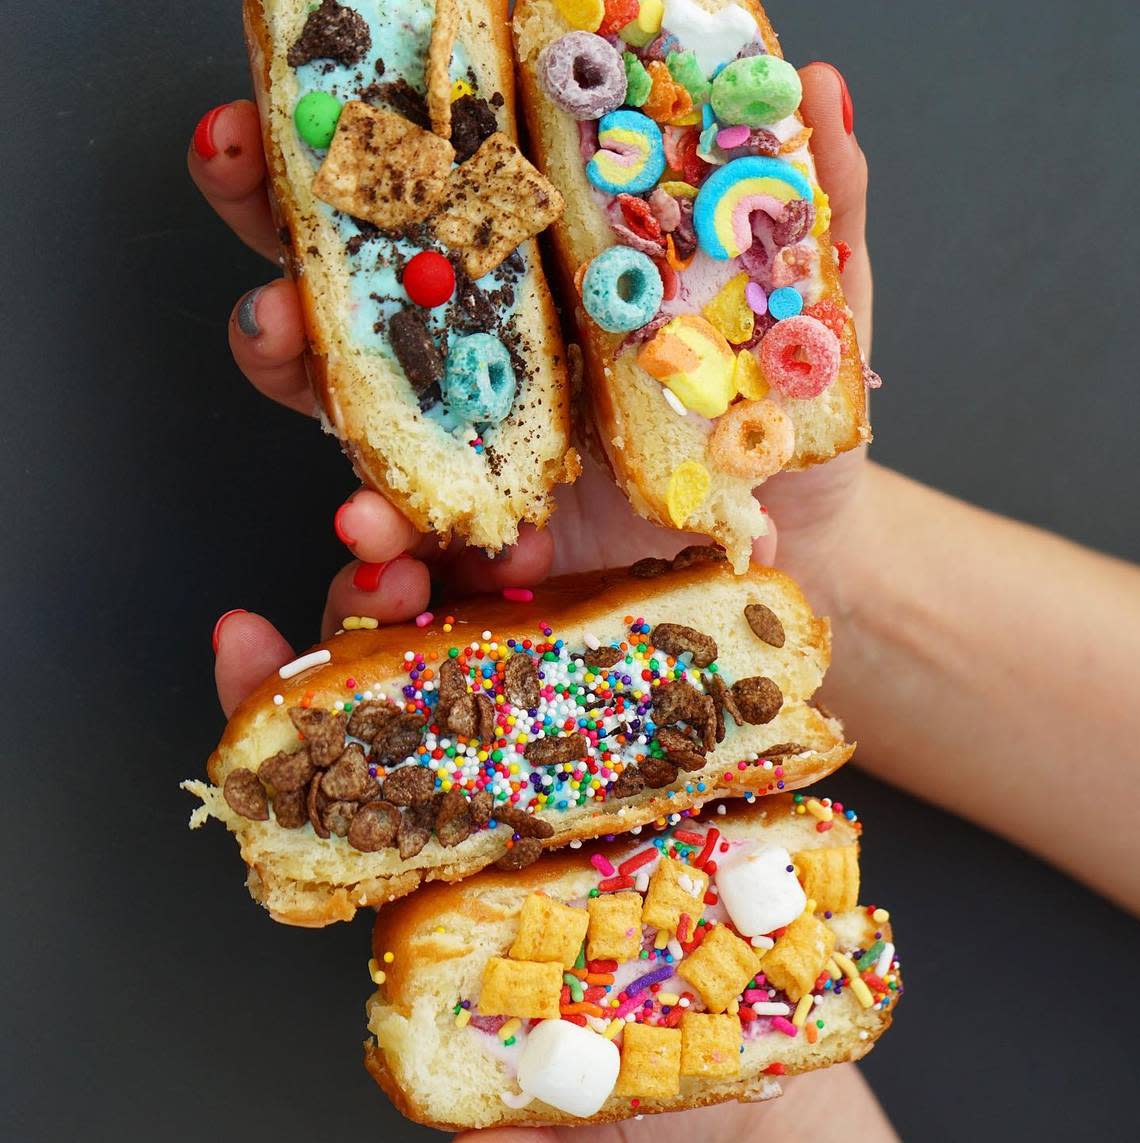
left=586, top=110, right=666, bottom=196
left=693, top=157, right=814, bottom=261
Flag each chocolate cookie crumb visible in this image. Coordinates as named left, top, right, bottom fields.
left=672, top=545, right=727, bottom=570
left=435, top=789, right=474, bottom=848
left=381, top=764, right=435, bottom=806
left=397, top=800, right=435, bottom=859
left=731, top=677, right=784, bottom=725
left=524, top=734, right=590, bottom=766
left=271, top=787, right=309, bottom=830
left=320, top=744, right=374, bottom=801
left=287, top=0, right=372, bottom=68
left=469, top=790, right=493, bottom=826
left=651, top=623, right=718, bottom=668
left=258, top=747, right=314, bottom=792
left=583, top=646, right=624, bottom=670
left=504, top=653, right=541, bottom=708
left=495, top=806, right=555, bottom=839
left=371, top=712, right=426, bottom=764
left=450, top=95, right=498, bottom=163
left=373, top=78, right=431, bottom=129
left=388, top=308, right=444, bottom=394
left=495, top=836, right=544, bottom=870
left=289, top=707, right=348, bottom=768
left=348, top=699, right=400, bottom=742
left=744, top=603, right=786, bottom=648
left=630, top=557, right=671, bottom=578
left=223, top=768, right=268, bottom=820
left=348, top=801, right=400, bottom=851
left=640, top=755, right=680, bottom=788
left=610, top=766, right=646, bottom=799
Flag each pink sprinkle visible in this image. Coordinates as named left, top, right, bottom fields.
left=502, top=587, right=534, bottom=603
left=591, top=854, right=616, bottom=877
left=716, top=124, right=751, bottom=149
left=414, top=611, right=434, bottom=628
left=772, top=1017, right=799, bottom=1037
left=745, top=281, right=768, bottom=315
left=743, top=989, right=768, bottom=1003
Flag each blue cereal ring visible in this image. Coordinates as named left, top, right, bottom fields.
left=442, top=334, right=518, bottom=424
left=581, top=246, right=664, bottom=333
left=587, top=110, right=666, bottom=196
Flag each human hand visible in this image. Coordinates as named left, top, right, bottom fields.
left=196, top=63, right=874, bottom=712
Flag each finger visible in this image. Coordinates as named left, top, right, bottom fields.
left=799, top=63, right=873, bottom=354
left=321, top=556, right=433, bottom=638
left=228, top=279, right=315, bottom=415
left=749, top=505, right=778, bottom=568
left=333, top=488, right=422, bottom=564
left=440, top=525, right=556, bottom=598
left=188, top=100, right=281, bottom=263
left=213, top=611, right=295, bottom=717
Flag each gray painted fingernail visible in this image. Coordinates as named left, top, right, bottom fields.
left=236, top=288, right=264, bottom=337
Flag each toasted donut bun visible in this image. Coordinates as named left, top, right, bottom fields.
left=244, top=0, right=579, bottom=551
left=512, top=0, right=872, bottom=570
left=183, top=556, right=853, bottom=926
left=365, top=796, right=900, bottom=1129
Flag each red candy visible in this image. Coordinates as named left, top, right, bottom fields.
left=835, top=240, right=853, bottom=272
left=617, top=194, right=663, bottom=243
left=664, top=128, right=709, bottom=187
left=598, top=0, right=640, bottom=36
left=403, top=251, right=455, bottom=308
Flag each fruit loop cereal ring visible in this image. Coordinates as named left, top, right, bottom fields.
left=587, top=110, right=667, bottom=194
left=710, top=55, right=803, bottom=127
left=555, top=0, right=605, bottom=32
left=693, top=156, right=813, bottom=261
left=637, top=314, right=737, bottom=417
left=538, top=33, right=627, bottom=120
left=708, top=398, right=795, bottom=481
left=758, top=315, right=841, bottom=399
left=442, top=333, right=518, bottom=423
left=642, top=60, right=693, bottom=124
left=581, top=245, right=665, bottom=333
left=620, top=0, right=664, bottom=48
left=598, top=0, right=640, bottom=36
left=666, top=459, right=712, bottom=528
left=623, top=52, right=653, bottom=107
left=767, top=286, right=803, bottom=320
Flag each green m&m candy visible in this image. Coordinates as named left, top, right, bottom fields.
left=294, top=90, right=343, bottom=149
left=711, top=55, right=802, bottom=127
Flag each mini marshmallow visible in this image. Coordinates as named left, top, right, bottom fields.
left=517, top=1019, right=621, bottom=1118
left=714, top=846, right=806, bottom=937
left=662, top=0, right=759, bottom=75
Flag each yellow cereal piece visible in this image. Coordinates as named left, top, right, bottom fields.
left=641, top=858, right=709, bottom=932
left=812, top=186, right=832, bottom=237
left=733, top=349, right=769, bottom=400
left=702, top=273, right=755, bottom=346
left=478, top=957, right=562, bottom=1019
left=509, top=893, right=589, bottom=967
left=794, top=846, right=860, bottom=914
left=762, top=914, right=837, bottom=1002
left=679, top=1012, right=741, bottom=1077
left=670, top=108, right=702, bottom=127
left=666, top=461, right=712, bottom=528
left=658, top=180, right=699, bottom=199
left=556, top=0, right=604, bottom=31
left=614, top=1023, right=682, bottom=1098
left=677, top=924, right=762, bottom=1013
left=620, top=0, right=664, bottom=47
left=450, top=78, right=475, bottom=102
left=586, top=892, right=643, bottom=962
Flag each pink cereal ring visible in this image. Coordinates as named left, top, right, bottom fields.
left=708, top=398, right=795, bottom=482
left=758, top=315, right=841, bottom=399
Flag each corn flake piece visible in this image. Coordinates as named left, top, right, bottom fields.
left=426, top=0, right=459, bottom=139
left=432, top=133, right=565, bottom=279
left=587, top=891, right=644, bottom=962
left=761, top=913, right=836, bottom=1001
left=509, top=893, right=589, bottom=967
left=794, top=846, right=860, bottom=914
left=478, top=957, right=563, bottom=1018
left=680, top=1012, right=742, bottom=1077
left=312, top=102, right=455, bottom=229
left=665, top=461, right=711, bottom=529
left=677, top=923, right=762, bottom=1013
left=614, top=1023, right=682, bottom=1098
left=702, top=273, right=755, bottom=345
left=641, top=857, right=708, bottom=932
left=733, top=349, right=769, bottom=399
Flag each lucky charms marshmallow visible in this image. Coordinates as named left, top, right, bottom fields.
left=515, top=0, right=876, bottom=571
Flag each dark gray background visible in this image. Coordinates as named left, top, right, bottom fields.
left=3, top=1, right=1137, bottom=1140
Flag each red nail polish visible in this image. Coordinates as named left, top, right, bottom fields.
left=212, top=608, right=248, bottom=654
left=352, top=554, right=408, bottom=592
left=809, top=62, right=854, bottom=135
left=192, top=104, right=228, bottom=160
left=334, top=502, right=358, bottom=547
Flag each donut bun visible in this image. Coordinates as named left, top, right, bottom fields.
left=183, top=557, right=852, bottom=926
left=243, top=0, right=578, bottom=552
left=512, top=0, right=872, bottom=571
left=364, top=796, right=900, bottom=1129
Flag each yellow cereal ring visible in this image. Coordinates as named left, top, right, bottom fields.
left=556, top=0, right=605, bottom=31
left=708, top=399, right=795, bottom=482
left=666, top=460, right=711, bottom=527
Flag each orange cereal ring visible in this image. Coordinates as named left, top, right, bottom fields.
left=708, top=398, right=795, bottom=482
left=642, top=61, right=693, bottom=125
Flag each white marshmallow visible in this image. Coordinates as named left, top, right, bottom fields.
left=714, top=846, right=806, bottom=937
left=663, top=0, right=759, bottom=75
left=516, top=1020, right=621, bottom=1119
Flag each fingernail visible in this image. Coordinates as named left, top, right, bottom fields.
left=212, top=608, right=248, bottom=654
left=334, top=502, right=358, bottom=547
left=192, top=104, right=229, bottom=160
left=236, top=287, right=264, bottom=337
left=352, top=554, right=408, bottom=592
left=810, top=62, right=854, bottom=134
